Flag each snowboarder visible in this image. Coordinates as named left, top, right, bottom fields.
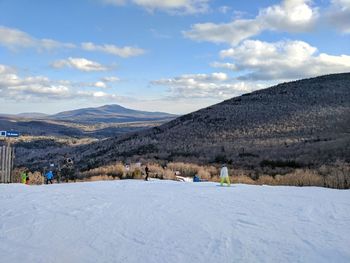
left=45, top=170, right=54, bottom=184
left=220, top=164, right=230, bottom=187
left=145, top=165, right=149, bottom=181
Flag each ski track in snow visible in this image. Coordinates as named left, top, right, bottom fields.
left=0, top=181, right=349, bottom=263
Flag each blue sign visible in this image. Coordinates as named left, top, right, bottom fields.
left=0, top=131, right=20, bottom=137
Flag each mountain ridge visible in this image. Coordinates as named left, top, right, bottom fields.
left=74, top=73, right=350, bottom=170
left=0, top=104, right=177, bottom=124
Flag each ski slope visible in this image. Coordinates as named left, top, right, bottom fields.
left=0, top=180, right=349, bottom=263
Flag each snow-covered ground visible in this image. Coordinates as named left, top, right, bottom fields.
left=1, top=180, right=349, bottom=263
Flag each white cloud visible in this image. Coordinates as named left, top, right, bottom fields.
left=218, top=6, right=231, bottom=14
left=9, top=84, right=70, bottom=97
left=184, top=0, right=318, bottom=45
left=210, top=62, right=237, bottom=71
left=0, top=26, right=75, bottom=51
left=184, top=19, right=262, bottom=46
left=81, top=42, right=145, bottom=58
left=0, top=26, right=145, bottom=58
left=152, top=72, right=264, bottom=99
left=0, top=64, right=15, bottom=74
left=101, top=0, right=209, bottom=14
left=219, top=39, right=350, bottom=80
left=94, top=81, right=107, bottom=88
left=327, top=0, right=350, bottom=33
left=88, top=77, right=121, bottom=89
left=175, top=72, right=229, bottom=82
left=102, top=0, right=126, bottom=5
left=0, top=68, right=71, bottom=100
left=0, top=64, right=122, bottom=101
left=258, top=0, right=318, bottom=32
left=101, top=76, right=120, bottom=82
left=76, top=90, right=119, bottom=99
left=70, top=76, right=121, bottom=90
left=51, top=57, right=109, bottom=72
left=134, top=0, right=209, bottom=14
left=334, top=0, right=350, bottom=6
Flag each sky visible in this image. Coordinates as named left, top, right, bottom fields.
left=0, top=0, right=349, bottom=115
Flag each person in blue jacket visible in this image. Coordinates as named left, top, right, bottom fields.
left=193, top=174, right=201, bottom=182
left=45, top=170, right=54, bottom=184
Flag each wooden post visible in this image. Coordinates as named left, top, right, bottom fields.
left=5, top=145, right=9, bottom=183
left=11, top=147, right=15, bottom=183
left=8, top=146, right=12, bottom=183
left=4, top=146, right=7, bottom=183
left=5, top=146, right=9, bottom=183
left=1, top=146, right=5, bottom=183
left=0, top=144, right=15, bottom=183
left=0, top=146, right=4, bottom=183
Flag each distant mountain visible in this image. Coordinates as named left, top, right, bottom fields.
left=16, top=112, right=49, bottom=118
left=0, top=104, right=176, bottom=124
left=0, top=112, right=48, bottom=118
left=49, top=104, right=177, bottom=124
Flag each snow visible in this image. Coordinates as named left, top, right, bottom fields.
left=1, top=180, right=349, bottom=263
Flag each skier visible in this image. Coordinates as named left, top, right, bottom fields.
left=145, top=165, right=149, bottom=181
left=220, top=164, right=230, bottom=187
left=45, top=170, right=54, bottom=184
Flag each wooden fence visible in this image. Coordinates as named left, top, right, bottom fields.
left=0, top=145, right=15, bottom=183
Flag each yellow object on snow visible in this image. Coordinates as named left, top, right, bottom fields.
left=220, top=176, right=230, bottom=187
left=21, top=172, right=27, bottom=184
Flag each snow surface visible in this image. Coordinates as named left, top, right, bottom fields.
left=0, top=180, right=349, bottom=263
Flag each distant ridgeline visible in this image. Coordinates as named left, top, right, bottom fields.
left=0, top=104, right=177, bottom=138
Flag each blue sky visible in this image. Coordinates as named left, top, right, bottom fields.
left=0, top=0, right=349, bottom=114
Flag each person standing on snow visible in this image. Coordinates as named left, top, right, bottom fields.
left=220, top=164, right=230, bottom=187
left=45, top=170, right=54, bottom=184
left=26, top=172, right=30, bottom=184
left=145, top=165, right=150, bottom=181
left=21, top=170, right=28, bottom=184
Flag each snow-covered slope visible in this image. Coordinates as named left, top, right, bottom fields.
left=1, top=181, right=349, bottom=263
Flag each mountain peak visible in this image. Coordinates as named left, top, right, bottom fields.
left=49, top=104, right=177, bottom=124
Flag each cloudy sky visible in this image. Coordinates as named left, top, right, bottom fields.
left=0, top=0, right=349, bottom=114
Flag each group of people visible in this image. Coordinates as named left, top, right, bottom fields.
left=20, top=170, right=55, bottom=185
left=20, top=163, right=231, bottom=186
left=192, top=164, right=230, bottom=186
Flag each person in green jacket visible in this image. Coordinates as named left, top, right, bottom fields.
left=21, top=170, right=28, bottom=184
